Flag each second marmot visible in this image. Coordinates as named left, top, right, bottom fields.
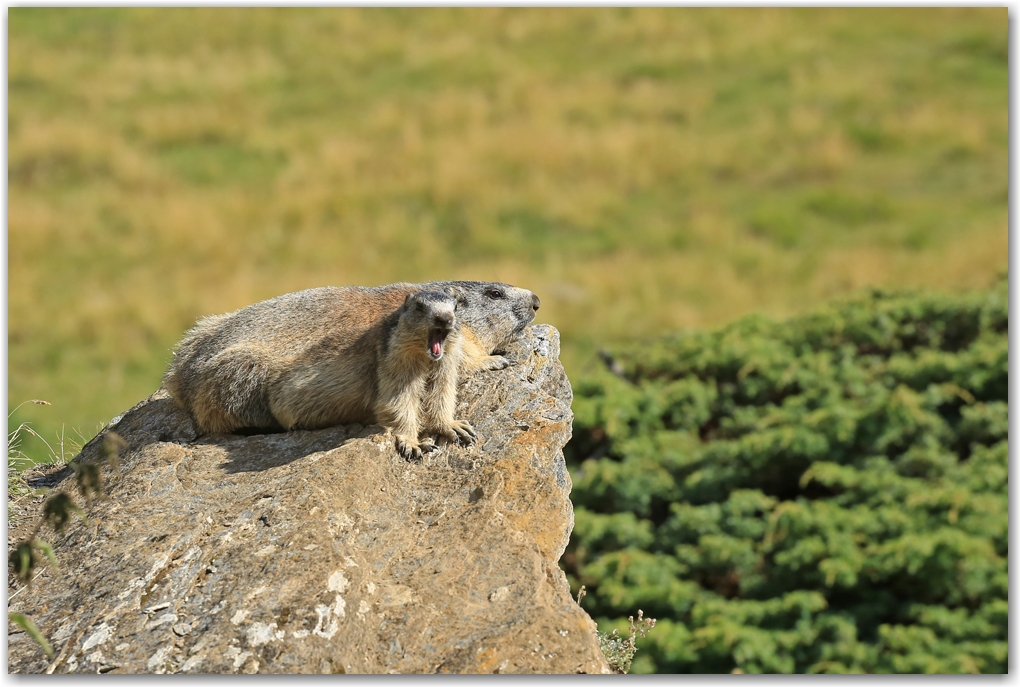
left=163, top=280, right=540, bottom=458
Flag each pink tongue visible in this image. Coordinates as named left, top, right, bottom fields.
left=432, top=340, right=442, bottom=356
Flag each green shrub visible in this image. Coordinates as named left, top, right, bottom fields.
left=564, top=280, right=1007, bottom=674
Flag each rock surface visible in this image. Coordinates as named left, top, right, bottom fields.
left=7, top=325, right=610, bottom=674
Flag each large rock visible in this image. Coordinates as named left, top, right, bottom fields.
left=7, top=325, right=609, bottom=674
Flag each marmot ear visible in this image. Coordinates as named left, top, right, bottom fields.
left=403, top=293, right=416, bottom=307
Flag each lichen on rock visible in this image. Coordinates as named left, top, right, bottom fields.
left=7, top=324, right=610, bottom=674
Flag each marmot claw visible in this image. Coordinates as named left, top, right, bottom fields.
left=395, top=435, right=425, bottom=462
left=451, top=420, right=477, bottom=444
left=436, top=420, right=477, bottom=446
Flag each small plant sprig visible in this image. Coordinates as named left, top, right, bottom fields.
left=8, top=431, right=124, bottom=584
left=596, top=611, right=657, bottom=674
left=8, top=428, right=125, bottom=661
left=9, top=613, right=54, bottom=659
left=575, top=585, right=657, bottom=674
left=8, top=400, right=90, bottom=470
left=8, top=400, right=54, bottom=498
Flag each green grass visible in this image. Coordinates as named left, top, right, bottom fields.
left=8, top=8, right=1007, bottom=462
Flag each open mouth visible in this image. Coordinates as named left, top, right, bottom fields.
left=428, top=329, right=447, bottom=360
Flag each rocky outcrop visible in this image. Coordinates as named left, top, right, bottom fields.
left=7, top=325, right=609, bottom=674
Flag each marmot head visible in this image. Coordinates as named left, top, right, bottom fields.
left=400, top=290, right=462, bottom=361
left=441, top=281, right=541, bottom=352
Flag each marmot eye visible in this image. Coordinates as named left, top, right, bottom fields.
left=486, top=289, right=504, bottom=299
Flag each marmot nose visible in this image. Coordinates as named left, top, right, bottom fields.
left=532, top=294, right=541, bottom=311
left=435, top=313, right=453, bottom=327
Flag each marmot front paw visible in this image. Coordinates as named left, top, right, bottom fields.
left=395, top=435, right=439, bottom=462
left=480, top=355, right=511, bottom=371
left=435, top=420, right=477, bottom=447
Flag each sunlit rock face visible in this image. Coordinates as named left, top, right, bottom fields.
left=8, top=325, right=610, bottom=675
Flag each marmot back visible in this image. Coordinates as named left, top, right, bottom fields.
left=162, top=280, right=539, bottom=436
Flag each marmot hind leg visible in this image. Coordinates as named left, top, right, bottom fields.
left=189, top=345, right=280, bottom=434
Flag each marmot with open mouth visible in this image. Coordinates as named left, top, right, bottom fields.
left=162, top=281, right=540, bottom=459
left=372, top=290, right=475, bottom=461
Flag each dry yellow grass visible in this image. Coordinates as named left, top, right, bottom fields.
left=8, top=8, right=1006, bottom=459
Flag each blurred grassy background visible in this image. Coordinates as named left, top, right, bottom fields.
left=8, top=8, right=1007, bottom=463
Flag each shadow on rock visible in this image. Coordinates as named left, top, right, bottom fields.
left=208, top=424, right=381, bottom=474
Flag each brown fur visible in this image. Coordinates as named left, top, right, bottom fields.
left=162, top=281, right=539, bottom=442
